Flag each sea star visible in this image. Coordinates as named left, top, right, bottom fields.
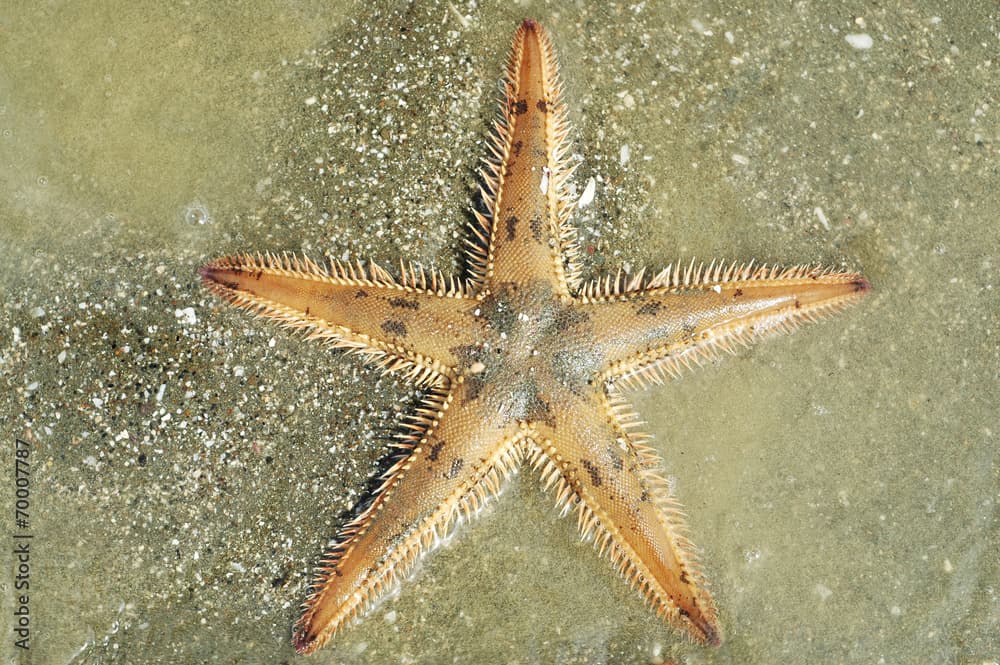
left=200, top=19, right=869, bottom=655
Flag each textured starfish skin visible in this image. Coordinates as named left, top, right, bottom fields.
left=200, top=19, right=869, bottom=655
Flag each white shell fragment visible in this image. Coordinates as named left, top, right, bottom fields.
left=578, top=177, right=597, bottom=208
left=845, top=33, right=873, bottom=50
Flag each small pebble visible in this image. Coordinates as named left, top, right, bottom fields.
left=174, top=307, right=198, bottom=325
left=619, top=144, right=631, bottom=166
left=845, top=33, right=873, bottom=50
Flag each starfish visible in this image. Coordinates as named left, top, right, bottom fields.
left=200, top=19, right=869, bottom=655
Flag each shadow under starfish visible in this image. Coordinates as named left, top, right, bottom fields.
left=200, top=18, right=869, bottom=656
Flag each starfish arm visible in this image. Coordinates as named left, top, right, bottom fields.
left=528, top=388, right=721, bottom=645
left=199, top=252, right=482, bottom=384
left=293, top=382, right=523, bottom=654
left=577, top=262, right=871, bottom=389
left=477, top=20, right=582, bottom=296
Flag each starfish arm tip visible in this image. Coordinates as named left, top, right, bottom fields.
left=292, top=628, right=319, bottom=655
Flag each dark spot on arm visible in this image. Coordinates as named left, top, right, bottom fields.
left=525, top=391, right=556, bottom=428
left=388, top=297, right=420, bottom=310
left=529, top=216, right=543, bottom=242
left=505, top=215, right=518, bottom=240
left=536, top=99, right=548, bottom=113
left=514, top=100, right=528, bottom=115
left=355, top=289, right=369, bottom=299
left=381, top=320, right=407, bottom=337
left=446, top=458, right=464, bottom=479
left=427, top=441, right=445, bottom=462
left=581, top=459, right=603, bottom=487
left=733, top=288, right=743, bottom=298
left=636, top=301, right=663, bottom=316
left=555, top=307, right=590, bottom=332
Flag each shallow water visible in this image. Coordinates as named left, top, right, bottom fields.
left=2, top=2, right=997, bottom=664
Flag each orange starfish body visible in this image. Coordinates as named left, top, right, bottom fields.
left=200, top=19, right=869, bottom=655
